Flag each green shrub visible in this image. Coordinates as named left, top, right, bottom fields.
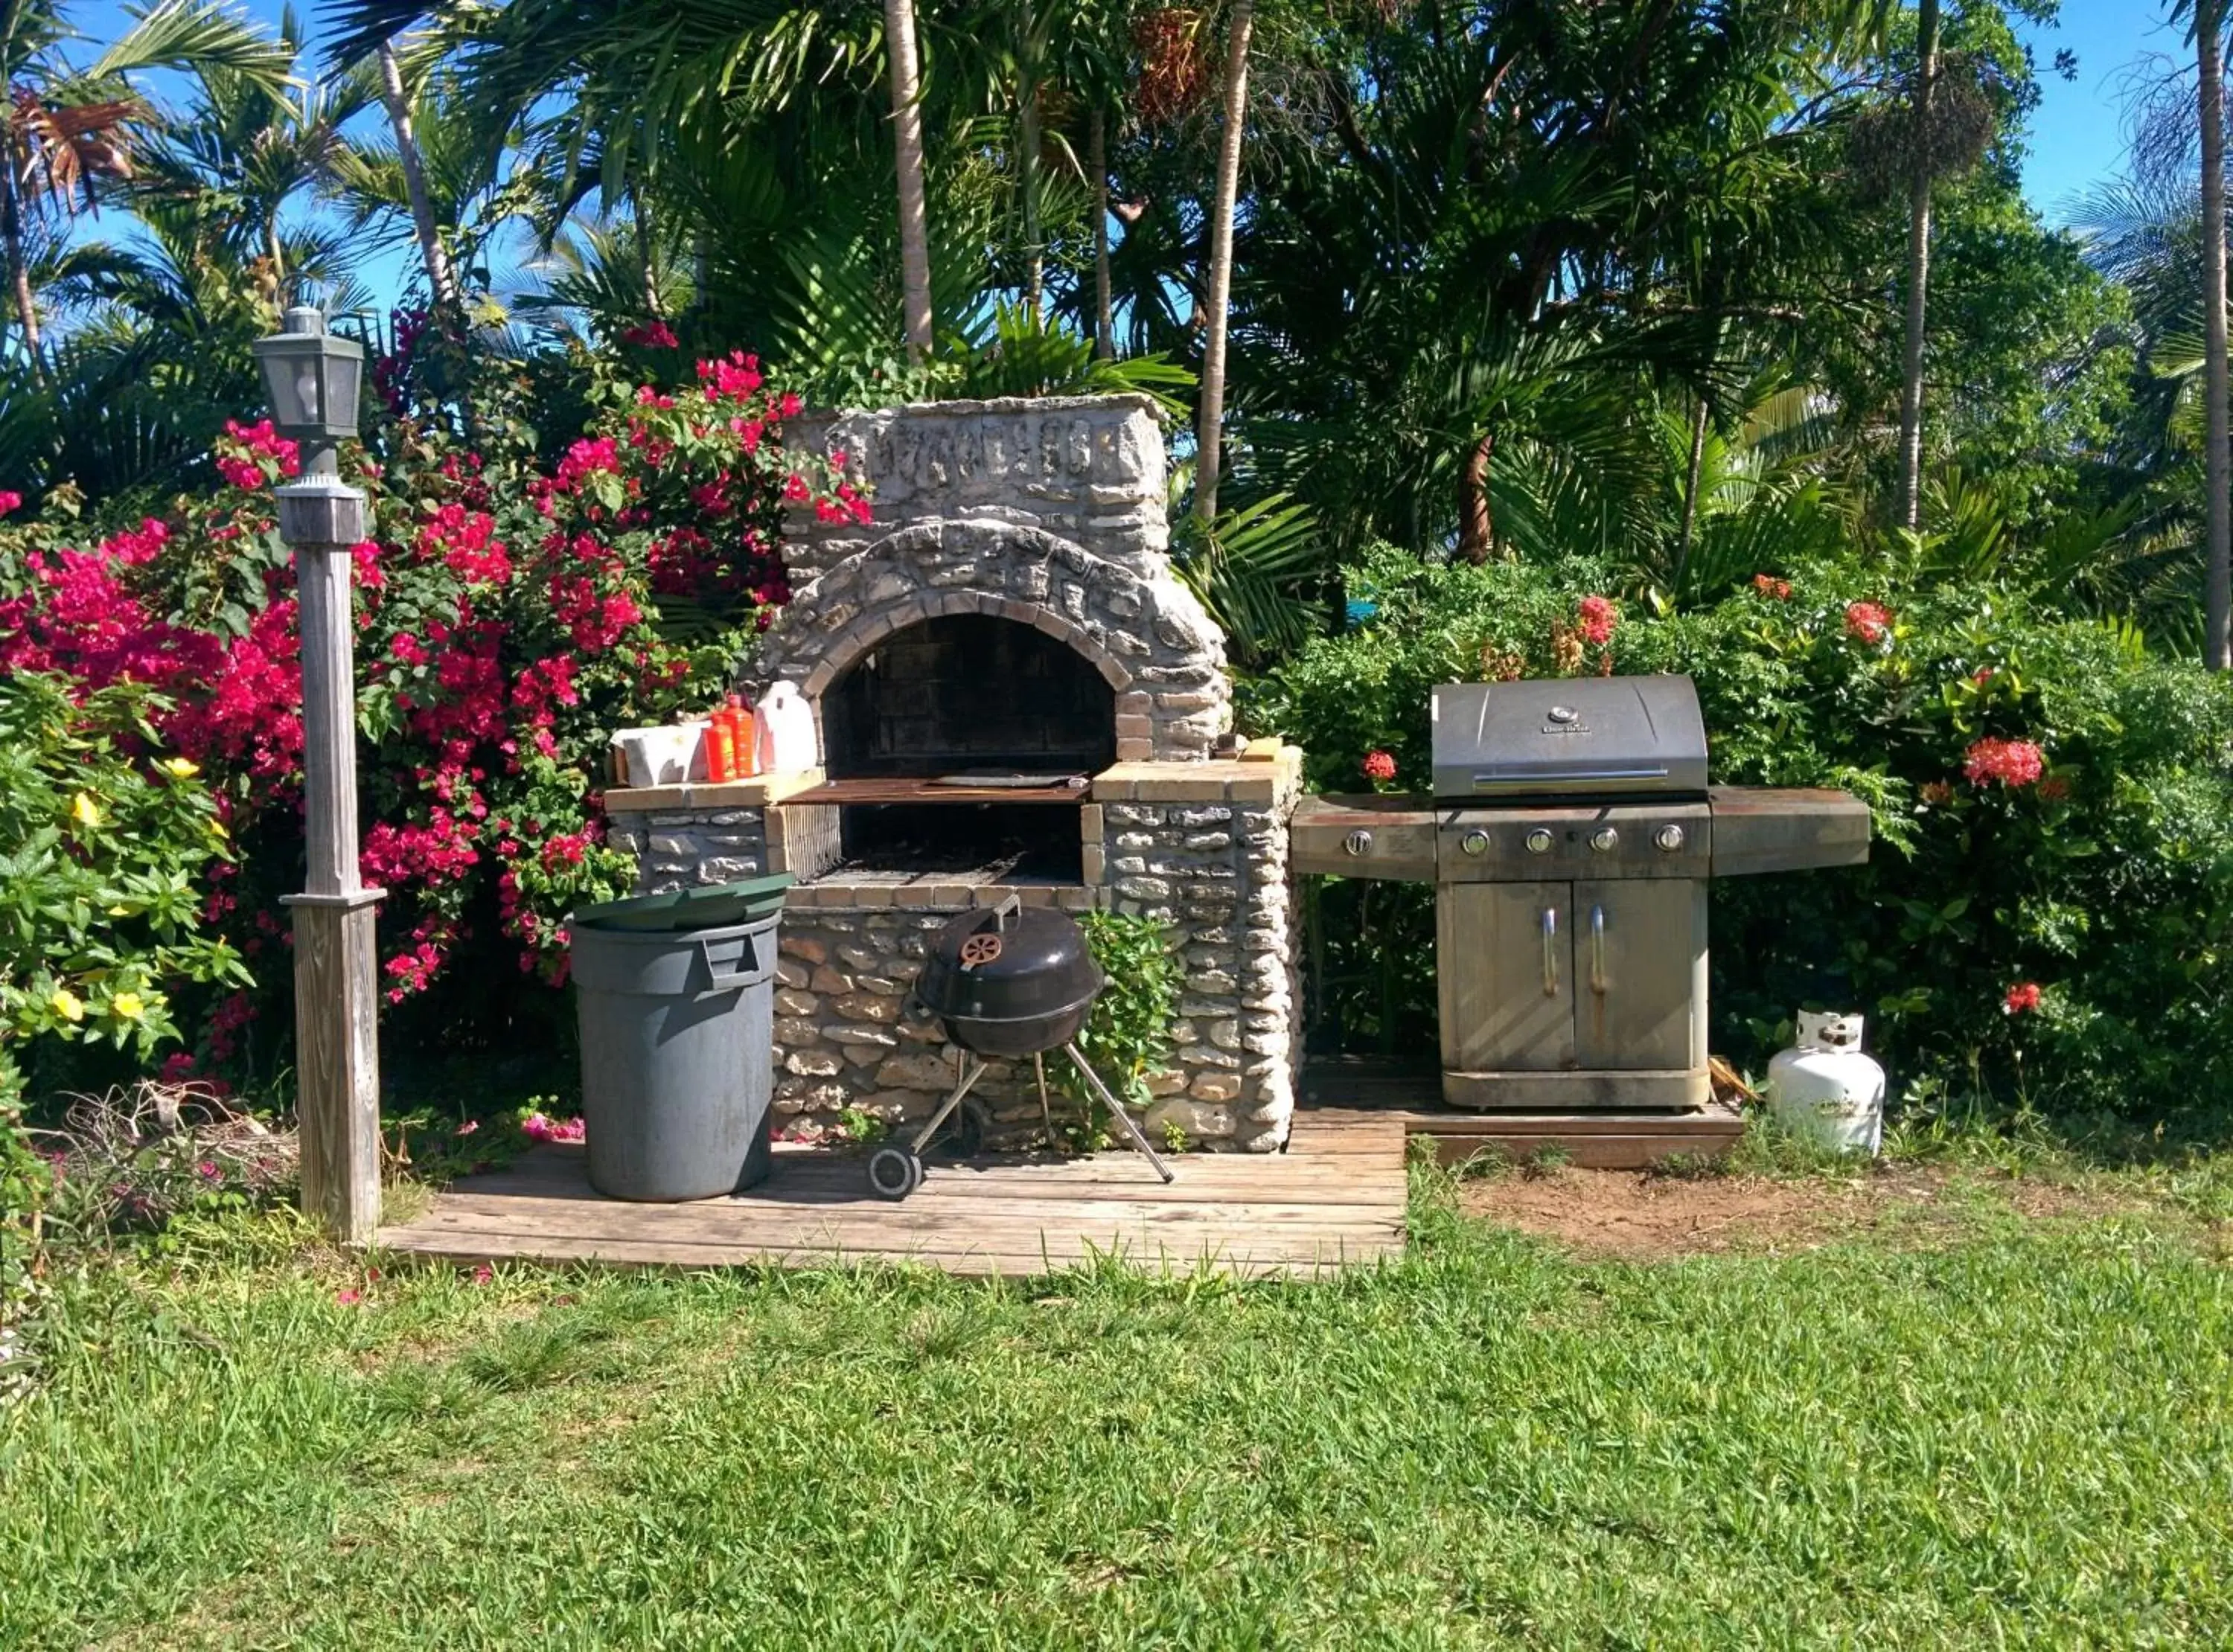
left=0, top=673, right=249, bottom=1104
left=1246, top=545, right=2233, bottom=1122
left=1068, top=910, right=1181, bottom=1114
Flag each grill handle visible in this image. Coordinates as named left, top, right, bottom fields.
left=1589, top=904, right=1607, bottom=995
left=1541, top=907, right=1559, bottom=997
left=991, top=893, right=1023, bottom=932
left=1472, top=765, right=1670, bottom=790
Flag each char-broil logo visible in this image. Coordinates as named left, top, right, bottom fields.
left=1541, top=703, right=1591, bottom=736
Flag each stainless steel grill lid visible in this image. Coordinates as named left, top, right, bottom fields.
left=1431, top=675, right=1708, bottom=800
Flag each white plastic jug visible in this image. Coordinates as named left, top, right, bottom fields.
left=613, top=724, right=701, bottom=787
left=754, top=680, right=818, bottom=773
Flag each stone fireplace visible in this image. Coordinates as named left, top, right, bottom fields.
left=600, top=397, right=1303, bottom=1151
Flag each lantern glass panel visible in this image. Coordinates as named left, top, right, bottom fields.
left=325, top=352, right=362, bottom=431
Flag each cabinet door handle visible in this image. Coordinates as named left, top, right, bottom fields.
left=1541, top=906, right=1559, bottom=996
left=1589, top=904, right=1607, bottom=995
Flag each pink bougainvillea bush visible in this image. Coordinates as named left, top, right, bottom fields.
left=0, top=347, right=860, bottom=1080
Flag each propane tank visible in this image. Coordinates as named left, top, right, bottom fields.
left=1766, top=1011, right=1885, bottom=1155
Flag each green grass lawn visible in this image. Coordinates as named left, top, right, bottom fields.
left=4, top=1158, right=2231, bottom=1650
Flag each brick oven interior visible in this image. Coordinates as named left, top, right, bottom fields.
left=816, top=612, right=1111, bottom=883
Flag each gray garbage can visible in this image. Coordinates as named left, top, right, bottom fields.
left=569, top=903, right=782, bottom=1201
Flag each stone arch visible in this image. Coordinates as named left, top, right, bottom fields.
left=753, top=516, right=1230, bottom=762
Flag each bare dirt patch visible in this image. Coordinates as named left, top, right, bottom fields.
left=1461, top=1165, right=1940, bottom=1260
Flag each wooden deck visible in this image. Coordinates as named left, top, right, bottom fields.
left=376, top=1109, right=1407, bottom=1279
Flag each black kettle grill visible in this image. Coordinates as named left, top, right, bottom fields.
left=864, top=896, right=1178, bottom=1200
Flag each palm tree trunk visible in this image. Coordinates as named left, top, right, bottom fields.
left=1674, top=396, right=1710, bottom=592
left=1018, top=78, right=1043, bottom=314
left=377, top=42, right=461, bottom=322
left=1457, top=432, right=1493, bottom=563
left=1090, top=109, right=1114, bottom=359
left=2, top=170, right=47, bottom=381
left=1896, top=0, right=1940, bottom=532
left=636, top=189, right=664, bottom=319
left=885, top=0, right=935, bottom=362
left=1194, top=0, right=1254, bottom=522
left=2202, top=0, right=2232, bottom=668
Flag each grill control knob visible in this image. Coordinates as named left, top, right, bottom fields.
left=1588, top=826, right=1620, bottom=854
left=1343, top=829, right=1374, bottom=858
left=1460, top=829, right=1490, bottom=857
left=1524, top=827, right=1554, bottom=855
left=1654, top=824, right=1686, bottom=853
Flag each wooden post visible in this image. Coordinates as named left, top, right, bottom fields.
left=275, top=476, right=383, bottom=1244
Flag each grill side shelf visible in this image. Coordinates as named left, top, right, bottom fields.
left=1708, top=787, right=1872, bottom=877
left=1290, top=794, right=1437, bottom=880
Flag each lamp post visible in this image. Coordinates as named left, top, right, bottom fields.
left=252, top=304, right=383, bottom=1244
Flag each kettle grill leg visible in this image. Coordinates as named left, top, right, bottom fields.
left=907, top=1053, right=990, bottom=1156
left=1063, top=1042, right=1178, bottom=1185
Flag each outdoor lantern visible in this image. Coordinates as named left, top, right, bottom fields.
left=251, top=304, right=363, bottom=464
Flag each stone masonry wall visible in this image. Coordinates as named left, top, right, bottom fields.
left=761, top=396, right=1230, bottom=763
left=601, top=756, right=1305, bottom=1152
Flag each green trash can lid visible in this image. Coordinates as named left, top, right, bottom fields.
left=571, top=871, right=794, bottom=932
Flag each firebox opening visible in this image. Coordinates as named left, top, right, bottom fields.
left=834, top=802, right=1083, bottom=883
left=823, top=615, right=1116, bottom=780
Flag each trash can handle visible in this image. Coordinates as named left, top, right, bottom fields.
left=693, top=932, right=758, bottom=993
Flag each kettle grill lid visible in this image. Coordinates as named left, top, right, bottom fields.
left=915, top=902, right=1104, bottom=1024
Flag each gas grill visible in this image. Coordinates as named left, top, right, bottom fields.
left=1292, top=675, right=1869, bottom=1110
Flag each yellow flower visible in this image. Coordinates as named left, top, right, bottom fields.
left=111, top=992, right=145, bottom=1022
left=161, top=758, right=199, bottom=779
left=51, top=987, right=85, bottom=1022
left=71, top=792, right=101, bottom=827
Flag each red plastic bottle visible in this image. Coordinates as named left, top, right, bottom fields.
left=726, top=694, right=759, bottom=776
left=706, top=716, right=736, bottom=783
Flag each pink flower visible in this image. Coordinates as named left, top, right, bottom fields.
left=455, top=1119, right=480, bottom=1136
left=0, top=490, right=21, bottom=516
left=1362, top=749, right=1397, bottom=784
left=520, top=1112, right=586, bottom=1144
left=336, top=1287, right=362, bottom=1306
left=621, top=321, right=679, bottom=349
left=1963, top=737, right=2046, bottom=790
left=471, top=1264, right=494, bottom=1284
left=1576, top=595, right=1617, bottom=646
left=1752, top=574, right=1791, bottom=601
left=1844, top=601, right=1893, bottom=645
left=196, top=1160, right=220, bottom=1180
left=2004, top=982, right=2042, bottom=1015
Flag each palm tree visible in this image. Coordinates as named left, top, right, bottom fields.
left=1192, top=0, right=1252, bottom=522
left=885, top=0, right=934, bottom=357
left=1, top=0, right=291, bottom=368
left=2179, top=0, right=2232, bottom=667
left=1894, top=0, right=1940, bottom=531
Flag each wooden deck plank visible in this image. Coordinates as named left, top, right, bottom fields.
left=377, top=1112, right=1408, bottom=1278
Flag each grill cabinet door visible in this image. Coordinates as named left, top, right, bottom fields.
left=1437, top=881, right=1574, bottom=1072
left=1571, top=880, right=1705, bottom=1072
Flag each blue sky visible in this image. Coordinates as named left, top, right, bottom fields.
left=2017, top=0, right=2180, bottom=221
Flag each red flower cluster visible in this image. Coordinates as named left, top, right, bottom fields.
left=0, top=490, right=21, bottom=516
left=1751, top=574, right=1792, bottom=601
left=622, top=321, right=680, bottom=349
left=697, top=350, right=764, bottom=402
left=1576, top=595, right=1617, bottom=646
left=1362, top=749, right=1397, bottom=784
left=1963, top=737, right=2046, bottom=790
left=2004, top=982, right=2042, bottom=1015
left=1844, top=601, right=1892, bottom=645
left=214, top=420, right=301, bottom=490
